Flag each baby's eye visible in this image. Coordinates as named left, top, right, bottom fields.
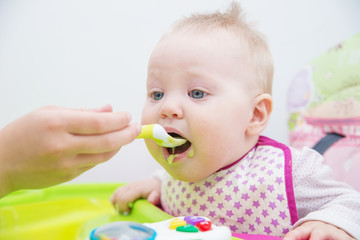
left=151, top=91, right=164, bottom=100
left=189, top=89, right=207, bottom=99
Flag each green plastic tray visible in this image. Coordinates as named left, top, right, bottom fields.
left=0, top=183, right=244, bottom=240
left=0, top=183, right=173, bottom=239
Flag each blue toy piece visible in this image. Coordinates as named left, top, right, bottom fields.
left=90, top=221, right=157, bottom=240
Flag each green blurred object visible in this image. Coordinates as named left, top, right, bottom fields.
left=0, top=183, right=172, bottom=240
left=0, top=183, right=241, bottom=240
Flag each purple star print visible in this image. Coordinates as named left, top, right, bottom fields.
left=279, top=211, right=287, bottom=220
left=242, top=193, right=250, bottom=201
left=267, top=184, right=275, bottom=193
left=271, top=219, right=279, bottom=227
left=277, top=194, right=285, bottom=202
left=245, top=208, right=253, bottom=216
left=204, top=181, right=212, bottom=188
left=234, top=201, right=242, bottom=209
left=264, top=226, right=272, bottom=235
left=275, top=177, right=283, bottom=185
left=230, top=225, right=238, bottom=232
left=226, top=210, right=234, bottom=218
left=225, top=194, right=232, bottom=202
left=262, top=209, right=269, bottom=218
left=226, top=180, right=233, bottom=187
left=237, top=217, right=245, bottom=224
left=200, top=204, right=207, bottom=211
left=269, top=201, right=276, bottom=210
left=207, top=196, right=215, bottom=203
left=249, top=185, right=257, bottom=192
left=249, top=224, right=255, bottom=232
left=217, top=203, right=224, bottom=210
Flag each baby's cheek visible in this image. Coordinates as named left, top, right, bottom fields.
left=200, top=145, right=231, bottom=170
left=145, top=141, right=163, bottom=161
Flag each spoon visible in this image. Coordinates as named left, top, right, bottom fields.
left=136, top=124, right=187, bottom=148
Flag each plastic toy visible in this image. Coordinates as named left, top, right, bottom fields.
left=90, top=216, right=232, bottom=240
left=0, top=183, right=281, bottom=240
left=90, top=221, right=157, bottom=240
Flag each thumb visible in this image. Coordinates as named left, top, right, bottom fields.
left=67, top=104, right=113, bottom=113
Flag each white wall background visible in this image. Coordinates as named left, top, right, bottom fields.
left=0, top=0, right=359, bottom=184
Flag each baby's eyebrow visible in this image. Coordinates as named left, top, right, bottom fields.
left=147, top=66, right=171, bottom=78
left=185, top=73, right=218, bottom=89
left=146, top=75, right=163, bottom=86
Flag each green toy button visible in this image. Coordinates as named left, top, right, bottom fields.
left=176, top=224, right=199, bottom=233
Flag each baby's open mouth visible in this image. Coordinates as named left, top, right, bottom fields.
left=167, top=133, right=191, bottom=154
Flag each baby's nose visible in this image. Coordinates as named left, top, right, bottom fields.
left=159, top=97, right=184, bottom=119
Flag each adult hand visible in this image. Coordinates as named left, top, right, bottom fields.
left=0, top=105, right=141, bottom=198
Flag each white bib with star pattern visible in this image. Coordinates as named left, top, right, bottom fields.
left=160, top=136, right=298, bottom=237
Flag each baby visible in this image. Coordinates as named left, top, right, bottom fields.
left=111, top=3, right=360, bottom=239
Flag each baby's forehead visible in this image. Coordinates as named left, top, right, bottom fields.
left=149, top=28, right=265, bottom=92
left=151, top=29, right=247, bottom=66
left=161, top=27, right=272, bottom=95
left=157, top=27, right=248, bottom=58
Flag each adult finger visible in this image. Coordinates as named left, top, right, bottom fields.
left=57, top=104, right=113, bottom=113
left=64, top=111, right=133, bottom=135
left=70, top=123, right=141, bottom=154
left=75, top=149, right=120, bottom=166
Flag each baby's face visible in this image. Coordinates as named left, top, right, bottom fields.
left=142, top=29, right=259, bottom=182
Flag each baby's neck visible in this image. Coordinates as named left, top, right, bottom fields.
left=216, top=135, right=260, bottom=172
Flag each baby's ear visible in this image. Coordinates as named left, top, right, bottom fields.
left=246, top=93, right=272, bottom=136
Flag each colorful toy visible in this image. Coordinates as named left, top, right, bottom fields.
left=287, top=33, right=360, bottom=191
left=90, top=216, right=232, bottom=240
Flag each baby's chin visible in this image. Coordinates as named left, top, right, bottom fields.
left=170, top=175, right=203, bottom=183
left=166, top=168, right=212, bottom=183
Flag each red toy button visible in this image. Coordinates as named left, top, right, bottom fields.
left=196, top=220, right=212, bottom=231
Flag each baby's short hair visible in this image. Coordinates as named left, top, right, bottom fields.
left=165, top=2, right=273, bottom=94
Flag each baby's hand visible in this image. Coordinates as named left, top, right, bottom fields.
left=284, top=220, right=355, bottom=240
left=110, top=178, right=161, bottom=214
